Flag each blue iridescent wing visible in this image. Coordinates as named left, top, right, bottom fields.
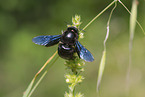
left=32, top=35, right=61, bottom=47
left=75, top=41, right=94, bottom=62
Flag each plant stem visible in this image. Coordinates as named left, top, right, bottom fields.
left=82, top=0, right=116, bottom=31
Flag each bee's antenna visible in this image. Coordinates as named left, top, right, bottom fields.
left=64, top=21, right=71, bottom=26
left=79, top=28, right=86, bottom=32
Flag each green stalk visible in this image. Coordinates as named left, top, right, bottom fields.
left=28, top=56, right=59, bottom=97
left=82, top=0, right=116, bottom=31
left=23, top=51, right=58, bottom=97
left=97, top=1, right=117, bottom=92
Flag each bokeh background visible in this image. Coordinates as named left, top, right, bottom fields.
left=0, top=0, right=145, bottom=97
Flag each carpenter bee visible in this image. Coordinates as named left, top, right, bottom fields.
left=32, top=27, right=94, bottom=62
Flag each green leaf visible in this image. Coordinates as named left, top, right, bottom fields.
left=97, top=50, right=106, bottom=91
left=130, top=0, right=138, bottom=40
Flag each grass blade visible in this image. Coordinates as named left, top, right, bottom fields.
left=118, top=0, right=145, bottom=35
left=23, top=51, right=57, bottom=97
left=28, top=71, right=47, bottom=97
left=126, top=0, right=138, bottom=94
left=97, top=50, right=106, bottom=91
left=97, top=2, right=117, bottom=92
left=27, top=55, right=59, bottom=97
left=130, top=0, right=138, bottom=41
left=23, top=78, right=35, bottom=97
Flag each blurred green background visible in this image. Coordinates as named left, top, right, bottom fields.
left=0, top=0, right=145, bottom=97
